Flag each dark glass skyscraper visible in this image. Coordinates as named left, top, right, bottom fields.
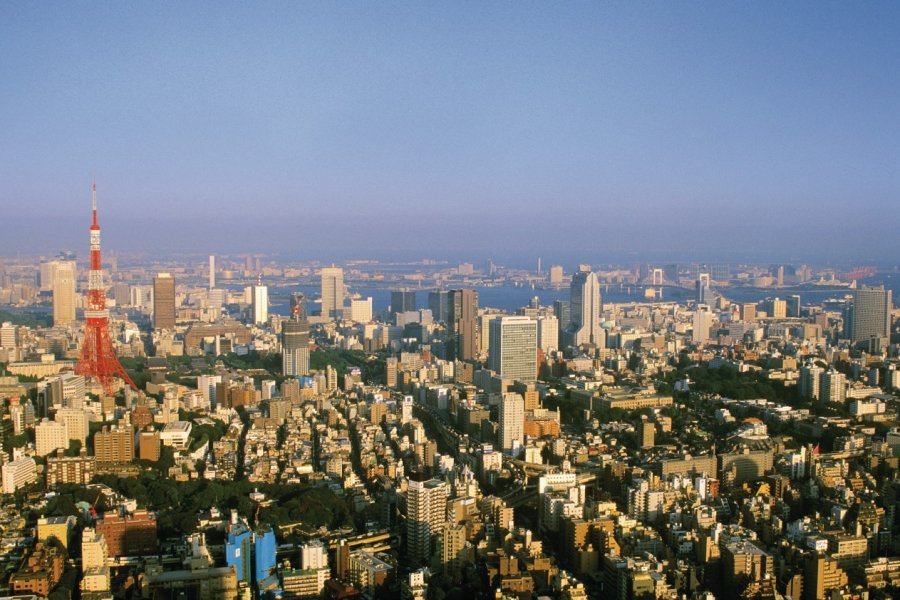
left=448, top=289, right=478, bottom=361
left=390, top=290, right=417, bottom=316
left=428, top=290, right=449, bottom=323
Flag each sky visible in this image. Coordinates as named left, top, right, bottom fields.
left=1, top=2, right=899, bottom=267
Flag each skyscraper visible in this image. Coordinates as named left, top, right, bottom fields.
left=153, top=273, right=176, bottom=330
left=563, top=270, right=603, bottom=348
left=348, top=297, right=373, bottom=323
left=428, top=290, right=449, bottom=323
left=819, top=370, right=846, bottom=404
left=799, top=363, right=823, bottom=400
left=844, top=286, right=892, bottom=345
left=549, top=265, right=564, bottom=285
left=448, top=289, right=478, bottom=361
left=51, top=260, right=77, bottom=326
left=252, top=280, right=268, bottom=325
left=536, top=315, right=559, bottom=353
left=488, top=316, right=537, bottom=382
left=282, top=293, right=310, bottom=377
left=406, top=477, right=448, bottom=565
left=498, top=392, right=525, bottom=455
left=390, top=290, right=416, bottom=316
left=208, top=255, right=216, bottom=289
left=320, top=266, right=345, bottom=319
left=692, top=305, right=714, bottom=345
left=695, top=273, right=715, bottom=305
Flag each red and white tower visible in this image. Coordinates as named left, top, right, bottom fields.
left=75, top=182, right=137, bottom=395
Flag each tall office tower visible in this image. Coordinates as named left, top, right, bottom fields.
left=406, top=477, right=448, bottom=565
left=197, top=374, right=222, bottom=409
left=0, top=322, right=17, bottom=350
left=209, top=255, right=216, bottom=289
left=663, top=264, right=679, bottom=283
left=320, top=266, right=345, bottom=319
left=153, top=273, right=176, bottom=330
left=695, top=273, right=714, bottom=305
left=283, top=293, right=310, bottom=377
left=799, top=364, right=823, bottom=400
left=448, top=289, right=478, bottom=361
left=787, top=295, right=801, bottom=318
left=637, top=416, right=655, bottom=449
left=498, top=392, right=525, bottom=455
left=391, top=290, right=416, bottom=316
left=819, top=370, right=847, bottom=404
left=563, top=270, right=603, bottom=348
left=692, top=305, right=714, bottom=344
left=35, top=418, right=69, bottom=456
left=776, top=265, right=785, bottom=287
left=768, top=298, right=787, bottom=319
left=40, top=261, right=55, bottom=291
left=844, top=286, right=892, bottom=345
left=549, top=265, right=564, bottom=285
left=428, top=291, right=449, bottom=323
left=252, top=279, right=268, bottom=325
left=553, top=300, right=570, bottom=329
left=742, top=303, right=757, bottom=322
left=76, top=183, right=136, bottom=395
left=82, top=528, right=111, bottom=592
left=55, top=408, right=88, bottom=446
left=488, top=316, right=538, bottom=382
left=348, top=297, right=373, bottom=323
left=51, top=260, right=77, bottom=325
left=536, top=315, right=559, bottom=353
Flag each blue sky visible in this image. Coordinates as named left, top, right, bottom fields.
left=1, top=2, right=898, bottom=265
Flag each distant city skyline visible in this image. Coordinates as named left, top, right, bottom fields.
left=2, top=3, right=899, bottom=263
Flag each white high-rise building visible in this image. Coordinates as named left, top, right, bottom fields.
left=208, top=255, right=216, bottom=289
left=499, top=392, right=525, bottom=455
left=55, top=408, right=88, bottom=446
left=81, top=528, right=111, bottom=593
left=197, top=374, right=221, bottom=409
left=536, top=315, right=559, bottom=353
left=320, top=266, right=345, bottom=320
left=52, top=259, right=77, bottom=326
left=401, top=396, right=414, bottom=424
left=36, top=418, right=69, bottom=456
left=300, top=540, right=329, bottom=570
left=48, top=373, right=86, bottom=410
left=406, top=478, right=448, bottom=565
left=348, top=297, right=373, bottom=323
left=563, top=270, right=603, bottom=348
left=627, top=479, right=666, bottom=523
left=799, top=364, right=823, bottom=400
left=2, top=457, right=36, bottom=494
left=692, top=305, right=714, bottom=344
left=252, top=283, right=268, bottom=325
left=488, top=316, right=537, bottom=382
left=820, top=370, right=847, bottom=404
left=0, top=322, right=17, bottom=350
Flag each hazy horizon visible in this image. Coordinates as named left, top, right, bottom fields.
left=2, top=3, right=899, bottom=264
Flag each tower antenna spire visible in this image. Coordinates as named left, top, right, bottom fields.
left=77, top=181, right=137, bottom=395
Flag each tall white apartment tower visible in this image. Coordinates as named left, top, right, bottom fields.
left=320, top=266, right=345, bottom=320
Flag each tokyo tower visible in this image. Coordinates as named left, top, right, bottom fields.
left=75, top=182, right=137, bottom=395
